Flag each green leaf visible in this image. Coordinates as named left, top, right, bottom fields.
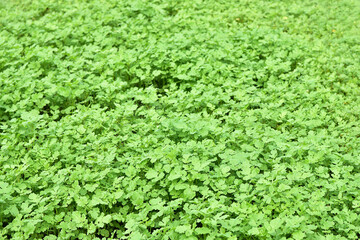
left=248, top=228, right=260, bottom=235
left=195, top=227, right=211, bottom=234
left=9, top=205, right=19, bottom=216
left=293, top=231, right=306, bottom=240
left=175, top=225, right=191, bottom=234
left=145, top=169, right=158, bottom=179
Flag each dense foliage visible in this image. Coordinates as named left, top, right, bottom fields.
left=1, top=0, right=360, bottom=239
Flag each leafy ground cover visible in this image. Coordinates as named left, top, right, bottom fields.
left=1, top=0, right=360, bottom=239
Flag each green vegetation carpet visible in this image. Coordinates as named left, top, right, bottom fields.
left=1, top=0, right=360, bottom=239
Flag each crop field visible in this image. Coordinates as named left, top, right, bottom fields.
left=1, top=0, right=360, bottom=239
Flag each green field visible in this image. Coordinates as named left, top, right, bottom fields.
left=1, top=0, right=360, bottom=239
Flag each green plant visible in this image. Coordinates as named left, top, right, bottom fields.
left=1, top=0, right=360, bottom=239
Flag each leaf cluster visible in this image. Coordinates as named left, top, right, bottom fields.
left=1, top=0, right=360, bottom=239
